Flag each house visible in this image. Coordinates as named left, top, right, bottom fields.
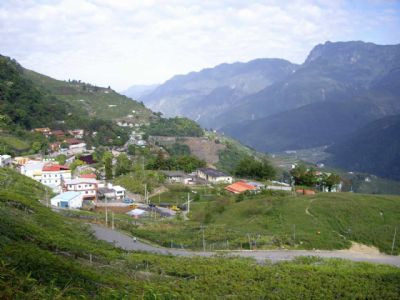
left=197, top=168, right=233, bottom=184
left=266, top=181, right=292, bottom=191
left=51, top=130, right=65, bottom=140
left=63, top=178, right=98, bottom=201
left=64, top=138, right=87, bottom=154
left=225, top=181, right=256, bottom=194
left=68, top=129, right=84, bottom=139
left=98, top=187, right=116, bottom=201
left=49, top=142, right=61, bottom=152
left=41, top=164, right=72, bottom=192
left=51, top=191, right=83, bottom=209
left=113, top=185, right=126, bottom=200
left=161, top=170, right=187, bottom=183
left=0, top=155, right=12, bottom=167
left=20, top=160, right=45, bottom=182
left=34, top=127, right=51, bottom=137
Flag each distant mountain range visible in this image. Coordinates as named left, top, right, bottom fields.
left=120, top=84, right=159, bottom=100
left=140, top=58, right=298, bottom=126
left=326, top=115, right=400, bottom=181
left=135, top=41, right=400, bottom=179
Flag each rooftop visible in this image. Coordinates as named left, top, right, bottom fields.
left=198, top=167, right=229, bottom=178
left=51, top=191, right=81, bottom=201
left=161, top=170, right=186, bottom=177
left=64, top=178, right=97, bottom=185
left=225, top=181, right=256, bottom=194
left=43, top=164, right=70, bottom=172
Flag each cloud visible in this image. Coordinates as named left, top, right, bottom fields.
left=0, top=0, right=399, bottom=90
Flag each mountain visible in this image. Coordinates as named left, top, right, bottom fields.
left=120, top=84, right=159, bottom=100
left=219, top=41, right=400, bottom=150
left=141, top=58, right=298, bottom=128
left=0, top=55, right=71, bottom=129
left=326, top=115, right=400, bottom=181
left=24, top=69, right=154, bottom=123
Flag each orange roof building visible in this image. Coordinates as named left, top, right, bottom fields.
left=225, top=181, right=257, bottom=194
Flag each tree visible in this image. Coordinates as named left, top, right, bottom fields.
left=115, top=153, right=131, bottom=176
left=323, top=173, right=341, bottom=191
left=70, top=159, right=85, bottom=172
left=235, top=157, right=276, bottom=180
left=290, top=164, right=318, bottom=186
left=103, top=151, right=113, bottom=180
left=31, top=142, right=42, bottom=154
left=55, top=154, right=67, bottom=165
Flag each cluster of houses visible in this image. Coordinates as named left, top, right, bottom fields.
left=11, top=157, right=126, bottom=209
left=34, top=128, right=87, bottom=155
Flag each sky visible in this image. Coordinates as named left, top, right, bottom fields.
left=1, top=0, right=399, bottom=91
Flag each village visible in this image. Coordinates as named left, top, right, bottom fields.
left=0, top=124, right=342, bottom=223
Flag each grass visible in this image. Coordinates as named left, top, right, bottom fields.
left=130, top=190, right=400, bottom=253
left=24, top=69, right=154, bottom=122
left=1, top=168, right=400, bottom=298
left=0, top=134, right=31, bottom=152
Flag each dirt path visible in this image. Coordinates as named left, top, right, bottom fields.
left=305, top=198, right=317, bottom=217
left=90, top=224, right=400, bottom=267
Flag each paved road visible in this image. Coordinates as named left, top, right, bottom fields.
left=90, top=224, right=400, bottom=267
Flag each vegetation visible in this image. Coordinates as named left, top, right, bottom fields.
left=235, top=156, right=276, bottom=180
left=145, top=116, right=204, bottom=137
left=0, top=168, right=400, bottom=298
left=128, top=190, right=400, bottom=254
left=147, top=151, right=206, bottom=173
left=114, top=165, right=165, bottom=194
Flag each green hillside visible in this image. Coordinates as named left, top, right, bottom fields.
left=24, top=69, right=154, bottom=122
left=134, top=191, right=400, bottom=254
left=1, top=168, right=400, bottom=298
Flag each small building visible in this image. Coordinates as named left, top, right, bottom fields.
left=51, top=130, right=65, bottom=140
left=98, top=187, right=116, bottom=202
left=225, top=181, right=256, bottom=194
left=266, top=181, right=292, bottom=191
left=161, top=170, right=187, bottom=183
left=114, top=185, right=126, bottom=200
left=63, top=178, right=98, bottom=201
left=20, top=160, right=45, bottom=182
left=41, top=164, right=72, bottom=192
left=0, top=155, right=12, bottom=167
left=197, top=168, right=233, bottom=184
left=68, top=129, right=84, bottom=139
left=51, top=191, right=82, bottom=209
left=34, top=127, right=51, bottom=137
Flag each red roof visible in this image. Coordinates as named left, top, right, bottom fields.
left=225, top=181, right=256, bottom=194
left=43, top=164, right=70, bottom=172
left=65, top=138, right=82, bottom=145
left=51, top=130, right=65, bottom=136
left=79, top=173, right=96, bottom=179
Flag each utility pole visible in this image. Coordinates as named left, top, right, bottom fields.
left=247, top=233, right=252, bottom=250
left=144, top=184, right=147, bottom=204
left=45, top=189, right=48, bottom=207
left=293, top=224, right=296, bottom=245
left=105, top=197, right=108, bottom=227
left=111, top=212, right=115, bottom=230
left=187, top=193, right=190, bottom=214
left=201, top=225, right=206, bottom=252
left=391, top=227, right=397, bottom=255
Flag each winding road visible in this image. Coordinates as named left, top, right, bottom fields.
left=90, top=224, right=400, bottom=267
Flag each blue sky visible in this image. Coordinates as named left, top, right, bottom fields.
left=0, top=0, right=399, bottom=90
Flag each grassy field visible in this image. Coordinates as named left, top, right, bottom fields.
left=132, top=190, right=400, bottom=253
left=0, top=134, right=31, bottom=153
left=1, top=168, right=400, bottom=298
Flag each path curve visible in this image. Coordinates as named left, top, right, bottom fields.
left=90, top=224, right=400, bottom=267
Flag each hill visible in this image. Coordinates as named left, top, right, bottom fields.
left=139, top=190, right=400, bottom=254
left=24, top=69, right=154, bottom=123
left=141, top=58, right=297, bottom=128
left=327, top=115, right=400, bottom=180
left=1, top=168, right=400, bottom=298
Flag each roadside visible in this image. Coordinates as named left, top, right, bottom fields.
left=90, top=224, right=400, bottom=267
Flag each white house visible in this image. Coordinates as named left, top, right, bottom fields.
left=63, top=178, right=98, bottom=201
left=0, top=155, right=12, bottom=167
left=197, top=168, right=233, bottom=184
left=51, top=191, right=82, bottom=209
left=113, top=185, right=126, bottom=200
left=20, top=161, right=45, bottom=182
left=41, top=164, right=72, bottom=192
left=68, top=143, right=87, bottom=155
